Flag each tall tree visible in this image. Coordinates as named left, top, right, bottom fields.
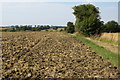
left=73, top=4, right=102, bottom=36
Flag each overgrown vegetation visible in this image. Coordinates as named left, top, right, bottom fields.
left=65, top=22, right=75, bottom=33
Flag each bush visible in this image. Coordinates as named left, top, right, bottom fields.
left=66, top=22, right=75, bottom=33
left=59, top=29, right=63, bottom=32
left=2, top=29, right=8, bottom=32
left=103, top=20, right=120, bottom=33
left=64, top=27, right=67, bottom=31
left=45, top=29, right=48, bottom=31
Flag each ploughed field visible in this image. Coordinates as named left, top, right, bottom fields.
left=2, top=32, right=120, bottom=78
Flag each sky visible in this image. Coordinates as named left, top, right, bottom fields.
left=0, top=1, right=119, bottom=26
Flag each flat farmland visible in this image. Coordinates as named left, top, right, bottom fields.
left=1, top=32, right=120, bottom=78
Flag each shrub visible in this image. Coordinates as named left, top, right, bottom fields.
left=66, top=22, right=75, bottom=33
left=103, top=20, right=120, bottom=33
left=45, top=29, right=48, bottom=31
left=59, top=29, right=63, bottom=32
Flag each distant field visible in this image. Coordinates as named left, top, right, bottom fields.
left=99, top=33, right=120, bottom=45
left=0, top=28, right=9, bottom=30
left=47, top=28, right=64, bottom=31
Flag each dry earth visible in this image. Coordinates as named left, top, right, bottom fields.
left=1, top=32, right=120, bottom=79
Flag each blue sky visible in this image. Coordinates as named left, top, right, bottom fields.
left=0, top=2, right=118, bottom=26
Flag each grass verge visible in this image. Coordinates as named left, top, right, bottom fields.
left=68, top=34, right=120, bottom=68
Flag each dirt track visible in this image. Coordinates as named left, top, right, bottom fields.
left=1, top=32, right=120, bottom=78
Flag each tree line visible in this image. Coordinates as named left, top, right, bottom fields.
left=2, top=25, right=50, bottom=32
left=1, top=25, right=66, bottom=32
left=65, top=4, right=120, bottom=36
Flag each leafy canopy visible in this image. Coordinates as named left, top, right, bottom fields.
left=73, top=4, right=103, bottom=36
left=104, top=20, right=120, bottom=33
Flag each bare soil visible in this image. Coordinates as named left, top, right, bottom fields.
left=1, top=32, right=120, bottom=79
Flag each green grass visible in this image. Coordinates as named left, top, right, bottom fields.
left=68, top=34, right=120, bottom=68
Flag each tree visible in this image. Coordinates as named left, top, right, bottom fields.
left=80, top=15, right=103, bottom=36
left=66, top=22, right=75, bottom=33
left=64, top=27, right=67, bottom=31
left=27, top=25, right=32, bottom=31
left=118, top=25, right=120, bottom=32
left=73, top=4, right=102, bottom=36
left=104, top=20, right=120, bottom=33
